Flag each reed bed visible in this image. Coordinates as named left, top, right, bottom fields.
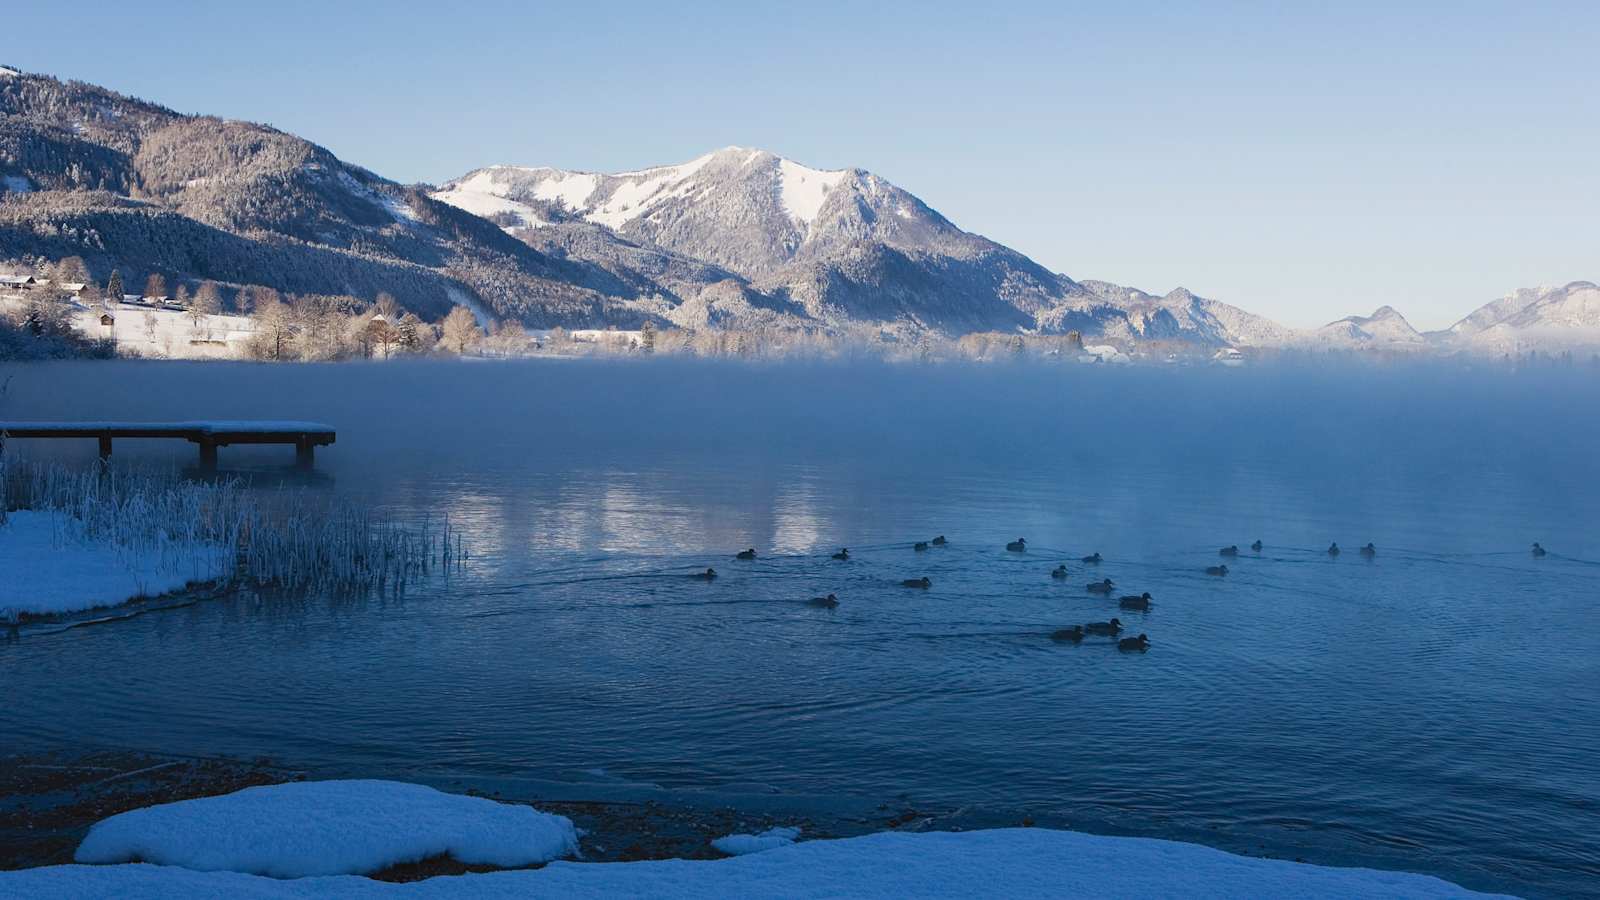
left=1, top=460, right=464, bottom=602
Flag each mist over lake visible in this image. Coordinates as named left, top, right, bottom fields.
left=2, top=358, right=1597, bottom=897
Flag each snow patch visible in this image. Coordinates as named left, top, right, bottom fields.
left=74, top=780, right=578, bottom=878
left=530, top=171, right=600, bottom=211
left=712, top=826, right=800, bottom=856
left=7, top=827, right=1507, bottom=898
left=778, top=159, right=847, bottom=226
left=0, top=510, right=230, bottom=619
left=0, top=66, right=19, bottom=78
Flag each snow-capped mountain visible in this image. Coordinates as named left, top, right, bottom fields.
left=5, top=65, right=1595, bottom=351
left=1438, top=281, right=1600, bottom=351
left=1306, top=306, right=1427, bottom=349
left=435, top=149, right=1295, bottom=343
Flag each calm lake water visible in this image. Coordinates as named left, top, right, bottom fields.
left=2, top=359, right=1598, bottom=897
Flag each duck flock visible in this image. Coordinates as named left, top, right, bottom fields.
left=690, top=539, right=1555, bottom=654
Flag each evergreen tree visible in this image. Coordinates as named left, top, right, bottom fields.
left=105, top=270, right=124, bottom=304
left=640, top=320, right=657, bottom=354
left=396, top=313, right=423, bottom=353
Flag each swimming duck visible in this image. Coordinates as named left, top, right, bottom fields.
left=1084, top=618, right=1123, bottom=635
left=832, top=548, right=850, bottom=560
left=1081, top=552, right=1103, bottom=564
left=1328, top=542, right=1340, bottom=556
left=913, top=541, right=930, bottom=552
left=1006, top=538, right=1027, bottom=552
left=1250, top=540, right=1263, bottom=552
left=1118, top=633, right=1151, bottom=652
left=902, top=577, right=932, bottom=589
left=1050, top=625, right=1085, bottom=643
left=1205, top=565, right=1228, bottom=576
left=931, top=535, right=948, bottom=546
left=1050, top=564, right=1069, bottom=579
left=1532, top=542, right=1547, bottom=558
left=1086, top=578, right=1115, bottom=594
left=736, top=548, right=757, bottom=560
left=1220, top=545, right=1239, bottom=557
left=692, top=567, right=718, bottom=580
left=807, top=593, right=840, bottom=608
left=1360, top=542, right=1376, bottom=557
left=1118, top=592, right=1153, bottom=611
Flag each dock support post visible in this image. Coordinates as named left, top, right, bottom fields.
left=98, top=435, right=112, bottom=461
left=198, top=440, right=218, bottom=471
left=295, top=438, right=315, bottom=471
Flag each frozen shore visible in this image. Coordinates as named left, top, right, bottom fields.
left=0, top=509, right=228, bottom=620
left=0, top=775, right=1510, bottom=899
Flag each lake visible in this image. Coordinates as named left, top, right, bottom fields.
left=2, top=358, right=1597, bottom=897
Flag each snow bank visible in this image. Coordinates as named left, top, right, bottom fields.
left=712, top=825, right=800, bottom=856
left=0, top=510, right=229, bottom=618
left=10, top=827, right=1506, bottom=898
left=74, top=780, right=578, bottom=878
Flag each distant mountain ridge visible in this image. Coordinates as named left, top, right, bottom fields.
left=2, top=65, right=1594, bottom=352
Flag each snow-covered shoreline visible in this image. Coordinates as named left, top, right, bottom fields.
left=3, top=822, right=1510, bottom=899
left=0, top=509, right=229, bottom=620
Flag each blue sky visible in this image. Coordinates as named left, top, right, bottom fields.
left=6, top=1, right=1597, bottom=328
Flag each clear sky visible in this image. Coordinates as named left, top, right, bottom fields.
left=6, top=1, right=1597, bottom=328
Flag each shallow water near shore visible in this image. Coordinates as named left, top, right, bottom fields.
left=2, top=359, right=1598, bottom=897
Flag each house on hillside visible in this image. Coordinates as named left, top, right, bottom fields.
left=0, top=275, right=38, bottom=290
left=58, top=282, right=87, bottom=296
left=1212, top=347, right=1246, bottom=367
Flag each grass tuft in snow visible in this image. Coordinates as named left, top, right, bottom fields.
left=1, top=462, right=464, bottom=621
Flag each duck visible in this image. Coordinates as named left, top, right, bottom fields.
left=1081, top=552, right=1103, bottom=564
left=1250, top=540, right=1263, bottom=552
left=1050, top=564, right=1069, bottom=579
left=1219, top=545, right=1239, bottom=557
left=1360, top=542, right=1376, bottom=557
left=1118, top=592, right=1153, bottom=611
left=1050, top=625, right=1085, bottom=643
left=691, top=568, right=718, bottom=580
left=1532, top=542, right=1547, bottom=558
left=1204, top=565, right=1228, bottom=576
left=735, top=548, right=757, bottom=560
left=913, top=541, right=930, bottom=552
left=1084, top=618, right=1123, bottom=635
left=1118, top=633, right=1151, bottom=652
left=931, top=535, right=948, bottom=546
left=1006, top=538, right=1027, bottom=552
left=831, top=548, right=850, bottom=560
left=1328, top=542, right=1340, bottom=556
left=807, top=593, right=840, bottom=608
left=1086, top=578, right=1115, bottom=594
left=901, top=577, right=932, bottom=589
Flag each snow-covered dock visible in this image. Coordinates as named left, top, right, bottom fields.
left=0, top=421, right=336, bottom=469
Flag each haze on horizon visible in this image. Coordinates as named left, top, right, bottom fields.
left=5, top=0, right=1596, bottom=331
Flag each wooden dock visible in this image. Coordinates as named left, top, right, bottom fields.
left=0, top=421, right=336, bottom=470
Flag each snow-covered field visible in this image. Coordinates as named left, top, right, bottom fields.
left=2, top=803, right=1508, bottom=897
left=0, top=509, right=229, bottom=619
left=75, top=781, right=578, bottom=878
left=0, top=293, right=255, bottom=359
left=75, top=301, right=255, bottom=359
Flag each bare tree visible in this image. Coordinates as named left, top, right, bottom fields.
left=439, top=306, right=483, bottom=354
left=143, top=272, right=167, bottom=300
